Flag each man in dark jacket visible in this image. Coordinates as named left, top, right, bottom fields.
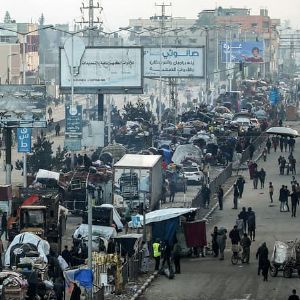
left=240, top=233, right=251, bottom=263
left=279, top=185, right=286, bottom=212
left=201, top=185, right=211, bottom=209
left=217, top=185, right=224, bottom=210
left=233, top=184, right=239, bottom=209
left=247, top=207, right=256, bottom=241
left=256, top=242, right=269, bottom=276
left=236, top=176, right=245, bottom=198
left=229, top=225, right=240, bottom=246
left=238, top=207, right=248, bottom=233
left=290, top=186, right=299, bottom=217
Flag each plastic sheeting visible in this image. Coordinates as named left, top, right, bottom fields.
left=4, top=233, right=50, bottom=266
left=183, top=221, right=207, bottom=248
left=144, top=208, right=197, bottom=225
left=36, top=169, right=60, bottom=181
left=73, top=224, right=117, bottom=241
left=172, top=144, right=202, bottom=165
left=152, top=218, right=179, bottom=244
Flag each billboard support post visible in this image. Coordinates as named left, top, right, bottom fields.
left=5, top=128, right=11, bottom=185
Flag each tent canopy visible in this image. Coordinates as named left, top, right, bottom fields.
left=266, top=127, right=299, bottom=137
left=145, top=208, right=197, bottom=224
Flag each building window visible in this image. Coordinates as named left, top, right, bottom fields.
left=251, top=23, right=257, bottom=28
left=263, top=22, right=269, bottom=29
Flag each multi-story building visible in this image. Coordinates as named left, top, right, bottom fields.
left=0, top=22, right=40, bottom=84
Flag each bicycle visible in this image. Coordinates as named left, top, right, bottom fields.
left=231, top=245, right=244, bottom=265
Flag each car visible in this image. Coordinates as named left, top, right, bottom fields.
left=182, top=165, right=204, bottom=184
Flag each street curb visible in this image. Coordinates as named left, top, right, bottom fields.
left=129, top=271, right=158, bottom=300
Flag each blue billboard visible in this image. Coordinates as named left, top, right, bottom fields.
left=17, top=128, right=31, bottom=153
left=65, top=105, right=82, bottom=134
left=221, top=41, right=264, bottom=63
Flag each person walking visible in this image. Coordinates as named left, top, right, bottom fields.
left=288, top=289, right=300, bottom=300
left=269, top=182, right=274, bottom=203
left=249, top=144, right=255, bottom=160
left=279, top=185, right=286, bottom=212
left=259, top=168, right=266, bottom=189
left=253, top=169, right=259, bottom=189
left=236, top=176, right=245, bottom=198
left=201, top=185, right=211, bottom=209
left=290, top=186, right=299, bottom=217
left=284, top=186, right=290, bottom=212
left=284, top=136, right=289, bottom=152
left=152, top=239, right=161, bottom=271
left=229, top=225, right=241, bottom=246
left=0, top=238, right=4, bottom=271
left=280, top=136, right=284, bottom=152
left=47, top=106, right=53, bottom=119
left=1, top=212, right=7, bottom=240
left=291, top=157, right=296, bottom=175
left=256, top=242, right=269, bottom=276
left=169, top=181, right=176, bottom=203
left=247, top=207, right=256, bottom=241
left=211, top=226, right=219, bottom=257
left=172, top=241, right=182, bottom=274
left=233, top=184, right=239, bottom=209
left=238, top=207, right=248, bottom=233
left=217, top=185, right=224, bottom=210
left=240, top=233, right=251, bottom=264
left=262, top=259, right=270, bottom=281
left=266, top=138, right=271, bottom=154
left=217, top=228, right=227, bottom=260
left=55, top=123, right=61, bottom=136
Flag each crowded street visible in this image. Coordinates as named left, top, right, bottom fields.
left=0, top=1, right=299, bottom=300
left=142, top=122, right=300, bottom=300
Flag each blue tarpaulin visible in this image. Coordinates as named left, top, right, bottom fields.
left=65, top=268, right=93, bottom=289
left=152, top=217, right=179, bottom=244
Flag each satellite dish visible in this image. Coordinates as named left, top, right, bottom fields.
left=64, top=36, right=86, bottom=76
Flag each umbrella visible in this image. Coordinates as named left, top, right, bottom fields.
left=266, top=127, right=299, bottom=137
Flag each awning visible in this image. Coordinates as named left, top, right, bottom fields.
left=266, top=126, right=299, bottom=137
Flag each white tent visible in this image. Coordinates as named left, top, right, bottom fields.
left=73, top=224, right=117, bottom=241
left=5, top=232, right=50, bottom=266
left=266, top=127, right=299, bottom=137
left=144, top=208, right=197, bottom=224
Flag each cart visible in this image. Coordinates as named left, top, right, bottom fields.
left=270, top=240, right=300, bottom=278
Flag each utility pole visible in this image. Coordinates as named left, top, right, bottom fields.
left=155, top=2, right=171, bottom=132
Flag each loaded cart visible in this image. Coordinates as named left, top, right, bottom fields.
left=270, top=240, right=300, bottom=278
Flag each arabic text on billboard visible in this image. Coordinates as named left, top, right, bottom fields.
left=221, top=41, right=264, bottom=63
left=144, top=47, right=204, bottom=78
left=0, top=85, right=46, bottom=128
left=17, top=128, right=31, bottom=153
left=65, top=105, right=82, bottom=134
left=60, top=47, right=143, bottom=93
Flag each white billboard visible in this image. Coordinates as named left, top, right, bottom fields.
left=144, top=47, right=204, bottom=78
left=60, top=47, right=143, bottom=94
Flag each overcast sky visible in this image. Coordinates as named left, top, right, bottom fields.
left=2, top=0, right=299, bottom=30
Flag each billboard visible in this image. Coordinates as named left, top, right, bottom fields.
left=0, top=85, right=46, bottom=128
left=144, top=47, right=204, bottom=78
left=60, top=46, right=143, bottom=94
left=65, top=105, right=82, bottom=134
left=17, top=128, right=31, bottom=153
left=221, top=41, right=264, bottom=63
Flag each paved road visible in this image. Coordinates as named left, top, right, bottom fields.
left=141, top=121, right=300, bottom=300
